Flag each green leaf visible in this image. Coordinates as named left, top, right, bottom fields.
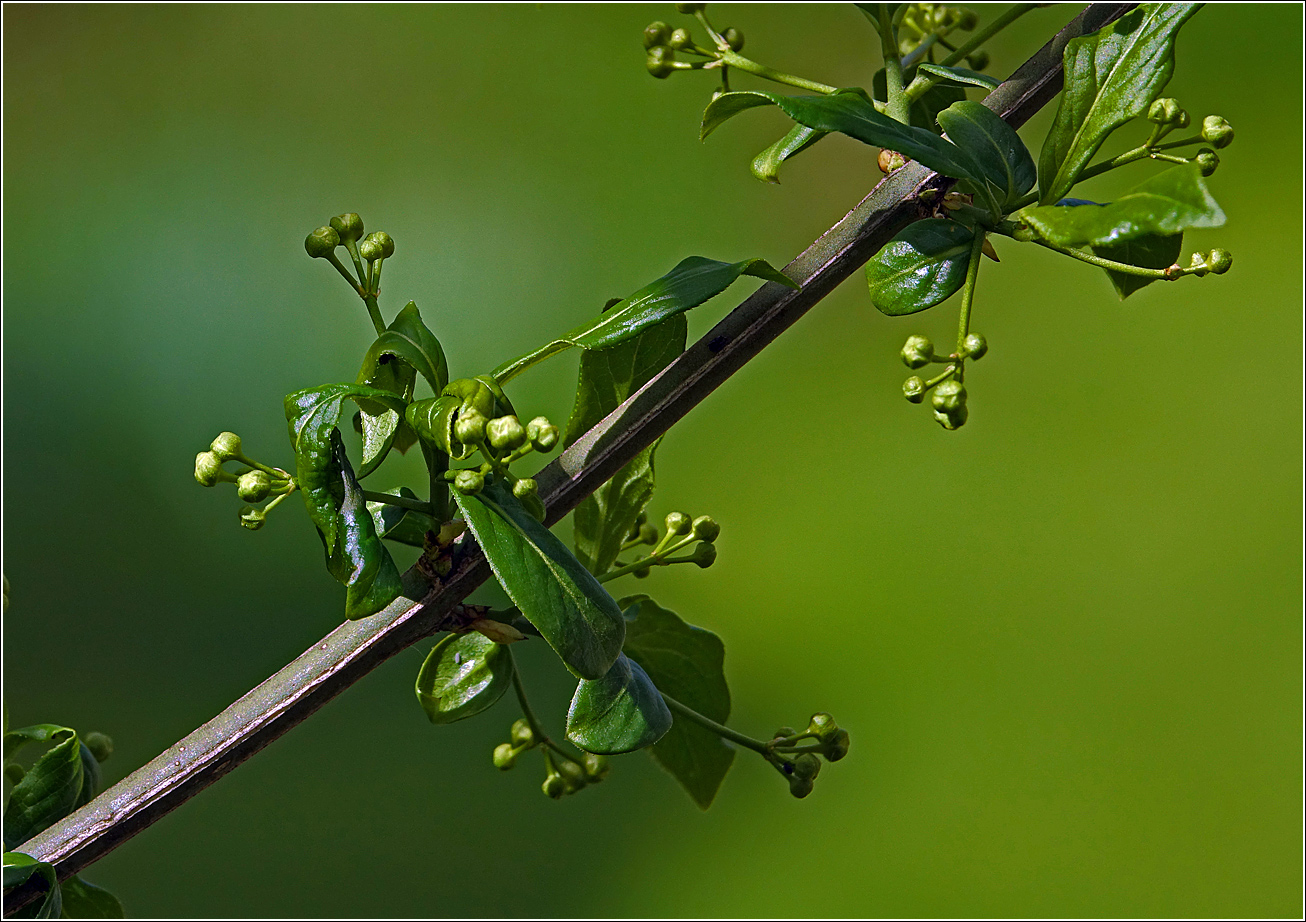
left=415, top=632, right=514, bottom=724
left=367, top=487, right=438, bottom=548
left=284, top=383, right=407, bottom=547
left=935, top=100, right=1036, bottom=211
left=1094, top=232, right=1183, bottom=299
left=72, top=743, right=100, bottom=811
left=565, top=312, right=686, bottom=575
left=1038, top=3, right=1201, bottom=204
left=750, top=124, right=828, bottom=184
left=620, top=596, right=734, bottom=809
left=452, top=481, right=625, bottom=680
left=316, top=430, right=405, bottom=619
left=865, top=218, right=975, bottom=315
left=59, top=875, right=125, bottom=919
left=360, top=301, right=449, bottom=395
left=566, top=653, right=672, bottom=754
left=3, top=853, right=61, bottom=920
left=916, top=62, right=1000, bottom=90
left=703, top=89, right=982, bottom=185
left=1015, top=163, right=1223, bottom=247
left=3, top=729, right=81, bottom=850
left=873, top=67, right=967, bottom=133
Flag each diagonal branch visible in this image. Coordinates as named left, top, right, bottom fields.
left=5, top=4, right=1133, bottom=912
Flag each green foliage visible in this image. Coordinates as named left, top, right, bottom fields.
left=566, top=654, right=673, bottom=754
left=59, top=875, right=126, bottom=919
left=750, top=124, right=828, bottom=184
left=3, top=853, right=61, bottom=919
left=3, top=727, right=91, bottom=850
left=415, top=633, right=514, bottom=724
left=935, top=100, right=1036, bottom=212
left=865, top=219, right=975, bottom=315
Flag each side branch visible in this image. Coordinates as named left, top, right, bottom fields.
left=4, top=4, right=1133, bottom=912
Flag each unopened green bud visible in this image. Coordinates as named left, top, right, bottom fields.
left=643, top=21, right=671, bottom=48
left=691, top=515, right=720, bottom=543
left=1194, top=147, right=1219, bottom=177
left=1147, top=97, right=1182, bottom=125
left=304, top=225, right=340, bottom=258
left=542, top=772, right=567, bottom=799
left=774, top=726, right=797, bottom=740
left=453, top=409, right=488, bottom=446
left=792, top=752, right=822, bottom=782
left=237, top=470, right=272, bottom=503
left=195, top=451, right=223, bottom=487
left=511, top=718, right=536, bottom=747
left=807, top=712, right=838, bottom=740
left=665, top=511, right=691, bottom=535
left=722, top=27, right=744, bottom=51
left=84, top=732, right=114, bottom=763
left=638, top=523, right=659, bottom=545
left=487, top=415, right=527, bottom=451
left=4, top=763, right=24, bottom=785
left=900, top=334, right=935, bottom=369
left=1201, top=115, right=1233, bottom=148
left=359, top=231, right=395, bottom=261
left=668, top=27, right=692, bottom=50
left=646, top=45, right=676, bottom=79
left=633, top=566, right=651, bottom=579
left=513, top=478, right=538, bottom=500
left=931, top=379, right=966, bottom=412
left=692, top=542, right=718, bottom=568
left=934, top=402, right=969, bottom=430
left=966, top=50, right=989, bottom=71
left=557, top=759, right=587, bottom=793
left=526, top=417, right=559, bottom=452
left=675, top=3, right=705, bottom=13
left=957, top=9, right=979, bottom=30
left=1206, top=248, right=1233, bottom=275
left=329, top=213, right=364, bottom=243
left=210, top=431, right=242, bottom=461
left=788, top=775, right=815, bottom=799
left=454, top=469, right=485, bottom=495
left=826, top=728, right=851, bottom=761
left=238, top=506, right=266, bottom=531
left=962, top=332, right=988, bottom=360
left=493, top=743, right=518, bottom=770
left=903, top=376, right=926, bottom=403
left=581, top=753, right=611, bottom=782
left=1188, top=252, right=1209, bottom=277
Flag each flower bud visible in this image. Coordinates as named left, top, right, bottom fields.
left=359, top=231, right=395, bottom=261
left=792, top=752, right=822, bottom=782
left=194, top=451, right=223, bottom=487
left=1194, top=148, right=1219, bottom=177
left=453, top=469, right=486, bottom=495
left=542, top=772, right=567, bottom=799
left=329, top=213, right=364, bottom=243
left=962, top=332, right=988, bottom=360
left=722, top=27, right=744, bottom=51
left=930, top=379, right=966, bottom=412
left=4, top=763, right=24, bottom=786
left=638, top=523, right=659, bottom=545
left=453, top=409, right=488, bottom=446
left=646, top=45, right=676, bottom=79
left=807, top=712, right=838, bottom=741
left=1175, top=109, right=1191, bottom=129
left=966, top=50, right=989, bottom=71
left=210, top=431, right=242, bottom=461
left=582, top=753, right=611, bottom=782
left=557, top=759, right=587, bottom=793
left=900, top=334, right=935, bottom=369
left=691, top=515, right=720, bottom=543
left=934, top=403, right=969, bottom=430
left=1147, top=97, right=1182, bottom=125
left=83, top=732, right=114, bottom=763
left=826, top=728, right=851, bottom=762
left=237, top=470, right=272, bottom=503
left=675, top=3, right=705, bottom=12
left=903, top=376, right=926, bottom=403
left=668, top=28, right=692, bottom=50
left=511, top=719, right=536, bottom=747
left=493, top=743, right=518, bottom=770
left=957, top=9, right=979, bottom=30
left=487, top=415, right=527, bottom=451
left=788, top=775, right=815, bottom=799
left=1188, top=252, right=1209, bottom=277
left=878, top=149, right=907, bottom=174
left=692, top=542, right=718, bottom=568
left=1200, top=115, right=1233, bottom=148
left=513, top=478, right=538, bottom=500
left=526, top=417, right=559, bottom=452
left=643, top=21, right=671, bottom=49
left=1206, top=249, right=1233, bottom=275
left=665, top=511, right=692, bottom=535
left=304, top=225, right=340, bottom=258
left=774, top=726, right=797, bottom=740
left=238, top=506, right=266, bottom=530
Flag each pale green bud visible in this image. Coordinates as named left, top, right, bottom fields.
left=1201, top=115, right=1233, bottom=148
left=210, top=431, right=242, bottom=461
left=329, top=213, right=364, bottom=242
left=900, top=335, right=935, bottom=369
left=195, top=451, right=223, bottom=487
left=962, top=332, right=988, bottom=360
left=84, top=732, right=114, bottom=763
left=304, top=225, right=340, bottom=259
left=237, top=470, right=272, bottom=503
left=691, top=515, right=720, bottom=543
left=487, top=415, right=527, bottom=451
left=903, top=376, right=926, bottom=403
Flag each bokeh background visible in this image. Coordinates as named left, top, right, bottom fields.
left=4, top=3, right=1301, bottom=917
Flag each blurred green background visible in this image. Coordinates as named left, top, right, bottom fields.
left=3, top=3, right=1300, bottom=917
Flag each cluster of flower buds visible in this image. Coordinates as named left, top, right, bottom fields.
left=304, top=212, right=395, bottom=300
left=643, top=4, right=742, bottom=80
left=492, top=718, right=610, bottom=799
left=1147, top=100, right=1234, bottom=166
left=194, top=432, right=297, bottom=530
left=612, top=509, right=720, bottom=579
left=766, top=712, right=851, bottom=799
left=896, top=4, right=982, bottom=64
left=899, top=333, right=987, bottom=430
left=1182, top=248, right=1234, bottom=279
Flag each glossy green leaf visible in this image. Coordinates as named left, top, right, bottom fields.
left=1095, top=232, right=1183, bottom=299
left=3, top=728, right=81, bottom=850
left=415, top=632, right=514, bottom=724
left=750, top=123, right=828, bottom=184
left=359, top=301, right=449, bottom=395
left=316, top=430, right=405, bottom=619
left=405, top=394, right=466, bottom=461
left=59, top=875, right=125, bottom=919
left=865, top=218, right=975, bottom=315
left=565, top=313, right=686, bottom=575
left=3, top=853, right=61, bottom=919
left=873, top=67, right=967, bottom=133
left=1038, top=3, right=1200, bottom=204
left=620, top=596, right=735, bottom=809
left=935, top=100, right=1036, bottom=211
left=1015, top=163, right=1223, bottom=247
left=703, top=89, right=982, bottom=185
left=367, top=487, right=438, bottom=548
left=916, top=62, right=1000, bottom=90
left=453, top=481, right=625, bottom=680
left=566, top=653, right=672, bottom=754
left=284, top=383, right=407, bottom=547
